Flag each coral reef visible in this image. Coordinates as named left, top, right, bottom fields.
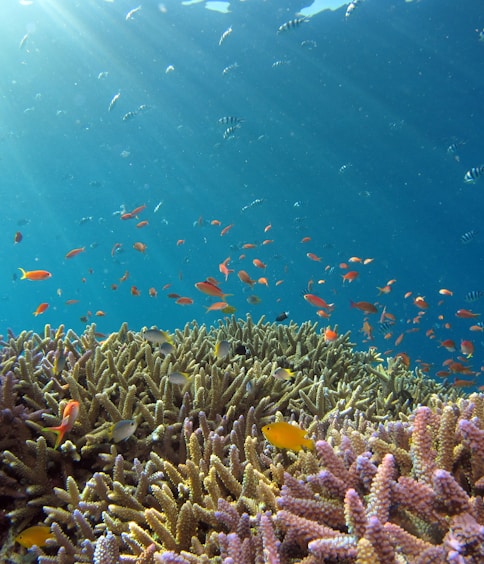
left=2, top=316, right=482, bottom=563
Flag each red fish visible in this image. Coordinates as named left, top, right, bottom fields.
left=220, top=224, right=234, bottom=236
left=350, top=301, right=377, bottom=314
left=342, top=271, right=359, bottom=283
left=238, top=270, right=256, bottom=287
left=304, top=294, right=330, bottom=309
left=33, top=303, right=49, bottom=316
left=306, top=252, right=321, bottom=262
left=413, top=296, right=429, bottom=309
left=130, top=204, right=146, bottom=216
left=324, top=327, right=338, bottom=342
left=206, top=301, right=229, bottom=311
left=42, top=400, right=79, bottom=449
left=439, top=339, right=456, bottom=352
left=14, top=231, right=23, bottom=244
left=456, top=309, right=480, bottom=319
left=219, top=257, right=233, bottom=281
left=176, top=297, right=194, bottom=305
left=133, top=242, right=147, bottom=253
left=252, top=259, right=266, bottom=269
left=195, top=280, right=230, bottom=298
left=460, top=340, right=474, bottom=358
left=131, top=286, right=141, bottom=296
left=65, top=247, right=85, bottom=259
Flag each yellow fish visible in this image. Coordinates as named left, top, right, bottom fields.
left=214, top=340, right=230, bottom=359
left=262, top=422, right=314, bottom=451
left=15, top=525, right=53, bottom=548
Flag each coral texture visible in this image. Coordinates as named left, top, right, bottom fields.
left=2, top=317, right=481, bottom=563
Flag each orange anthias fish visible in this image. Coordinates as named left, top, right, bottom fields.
left=18, top=268, right=52, bottom=281
left=15, top=525, right=54, bottom=549
left=324, top=327, right=338, bottom=342
left=306, top=252, right=321, bottom=262
left=133, top=242, right=147, bottom=253
left=262, top=422, right=314, bottom=451
left=304, top=293, right=330, bottom=309
left=350, top=301, right=377, bottom=314
left=413, top=296, right=429, bottom=309
left=342, top=271, right=359, bottom=283
left=65, top=247, right=85, bottom=259
left=33, top=303, right=49, bottom=316
left=219, top=257, right=234, bottom=281
left=176, top=297, right=194, bottom=306
left=205, top=301, right=229, bottom=312
left=252, top=258, right=266, bottom=269
left=41, top=400, right=80, bottom=449
left=460, top=340, right=474, bottom=358
left=195, top=280, right=230, bottom=298
left=456, top=309, right=480, bottom=319
left=238, top=270, right=256, bottom=287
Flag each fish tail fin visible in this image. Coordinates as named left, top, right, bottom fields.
left=41, top=426, right=64, bottom=449
left=18, top=267, right=27, bottom=279
left=303, top=438, right=315, bottom=450
left=349, top=300, right=356, bottom=308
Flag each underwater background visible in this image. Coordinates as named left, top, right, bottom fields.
left=2, top=0, right=484, bottom=386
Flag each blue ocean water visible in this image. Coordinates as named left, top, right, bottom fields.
left=2, top=0, right=484, bottom=385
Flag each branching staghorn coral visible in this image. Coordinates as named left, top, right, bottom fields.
left=0, top=316, right=471, bottom=562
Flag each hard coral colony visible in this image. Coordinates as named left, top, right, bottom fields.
left=0, top=316, right=484, bottom=563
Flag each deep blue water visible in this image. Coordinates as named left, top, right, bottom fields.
left=2, top=0, right=484, bottom=386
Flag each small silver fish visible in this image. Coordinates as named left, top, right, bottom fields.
left=219, top=26, right=233, bottom=46
left=126, top=5, right=142, bottom=21
left=159, top=342, right=175, bottom=355
left=142, top=328, right=173, bottom=345
left=272, top=60, right=290, bottom=68
left=272, top=367, right=295, bottom=380
left=108, top=92, right=121, bottom=112
left=222, top=62, right=238, bottom=75
left=168, top=372, right=190, bottom=385
left=19, top=33, right=29, bottom=50
left=109, top=419, right=137, bottom=442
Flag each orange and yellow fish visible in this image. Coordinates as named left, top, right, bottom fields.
left=33, top=303, right=49, bottom=316
left=262, top=422, right=314, bottom=451
left=41, top=400, right=79, bottom=449
left=15, top=525, right=53, bottom=548
left=19, top=268, right=52, bottom=281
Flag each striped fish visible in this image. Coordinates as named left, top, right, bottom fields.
left=461, top=230, right=478, bottom=244
left=277, top=18, right=307, bottom=34
left=464, top=291, right=484, bottom=303
left=464, top=165, right=484, bottom=183
left=218, top=116, right=244, bottom=125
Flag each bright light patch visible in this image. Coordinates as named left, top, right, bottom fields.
left=205, top=1, right=231, bottom=12
left=298, top=0, right=347, bottom=17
